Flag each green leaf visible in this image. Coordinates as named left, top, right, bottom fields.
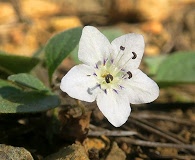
left=0, top=51, right=39, bottom=75
left=156, top=52, right=195, bottom=84
left=101, top=28, right=124, bottom=42
left=0, top=79, right=60, bottom=113
left=8, top=73, right=49, bottom=91
left=45, top=27, right=82, bottom=82
left=144, top=55, right=167, bottom=75
left=70, top=45, right=80, bottom=64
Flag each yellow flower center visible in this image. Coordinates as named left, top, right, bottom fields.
left=95, top=62, right=122, bottom=91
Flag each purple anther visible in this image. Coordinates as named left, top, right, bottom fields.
left=119, top=85, right=124, bottom=89
left=113, top=89, right=118, bottom=94
left=103, top=59, right=107, bottom=65
left=95, top=64, right=98, bottom=69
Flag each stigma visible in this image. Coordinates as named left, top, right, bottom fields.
left=105, top=74, right=113, bottom=83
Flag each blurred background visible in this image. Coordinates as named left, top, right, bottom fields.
left=0, top=0, right=194, bottom=56
left=0, top=0, right=194, bottom=102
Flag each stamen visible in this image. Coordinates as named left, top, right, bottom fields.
left=132, top=52, right=137, bottom=59
left=105, top=74, right=113, bottom=83
left=103, top=58, right=107, bottom=65
left=121, top=71, right=132, bottom=79
left=95, top=64, right=98, bottom=69
left=87, top=84, right=100, bottom=95
left=118, top=52, right=137, bottom=72
left=115, top=51, right=137, bottom=74
left=104, top=89, right=107, bottom=94
left=122, top=74, right=126, bottom=79
left=116, top=52, right=137, bottom=73
left=120, top=46, right=125, bottom=51
left=87, top=75, right=91, bottom=76
left=114, top=46, right=126, bottom=66
left=113, top=89, right=118, bottom=94
left=119, top=85, right=124, bottom=89
left=93, top=73, right=97, bottom=76
left=112, top=45, right=126, bottom=65
left=127, top=71, right=132, bottom=79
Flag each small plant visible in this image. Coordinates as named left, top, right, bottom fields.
left=0, top=26, right=194, bottom=126
left=60, top=26, right=159, bottom=127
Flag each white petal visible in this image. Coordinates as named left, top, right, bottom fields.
left=78, top=26, right=111, bottom=66
left=111, top=33, right=145, bottom=69
left=60, top=64, right=100, bottom=102
left=96, top=90, right=131, bottom=127
left=123, top=69, right=159, bottom=104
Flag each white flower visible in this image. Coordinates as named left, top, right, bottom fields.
left=60, top=26, right=159, bottom=127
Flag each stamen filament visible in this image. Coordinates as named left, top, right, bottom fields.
left=87, top=84, right=100, bottom=95
left=113, top=46, right=127, bottom=67
left=116, top=52, right=138, bottom=73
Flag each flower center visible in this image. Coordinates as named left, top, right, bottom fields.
left=87, top=45, right=137, bottom=94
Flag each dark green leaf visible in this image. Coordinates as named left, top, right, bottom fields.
left=8, top=73, right=49, bottom=91
left=0, top=79, right=60, bottom=113
left=101, top=28, right=124, bottom=42
left=144, top=55, right=167, bottom=75
left=0, top=51, right=39, bottom=75
left=70, top=45, right=80, bottom=64
left=32, top=46, right=45, bottom=58
left=45, top=27, right=82, bottom=82
left=156, top=52, right=195, bottom=83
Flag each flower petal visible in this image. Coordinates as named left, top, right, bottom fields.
left=60, top=64, right=100, bottom=102
left=111, top=33, right=145, bottom=69
left=96, top=90, right=131, bottom=127
left=123, top=69, right=159, bottom=104
left=78, top=26, right=111, bottom=66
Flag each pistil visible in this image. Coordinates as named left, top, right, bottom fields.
left=105, top=74, right=113, bottom=83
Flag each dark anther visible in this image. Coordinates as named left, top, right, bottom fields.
left=120, top=46, right=125, bottom=51
left=127, top=71, right=132, bottom=79
left=87, top=75, right=91, bottom=76
left=132, top=52, right=137, bottom=59
left=105, top=74, right=113, bottom=83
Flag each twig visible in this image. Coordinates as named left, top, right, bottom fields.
left=152, top=154, right=195, bottom=160
left=89, top=124, right=107, bottom=131
left=10, top=0, right=25, bottom=22
left=129, top=116, right=188, bottom=144
left=132, top=112, right=195, bottom=127
left=89, top=124, right=137, bottom=136
left=88, top=130, right=137, bottom=137
left=116, top=137, right=195, bottom=151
